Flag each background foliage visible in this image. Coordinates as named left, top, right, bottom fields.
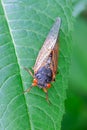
left=62, top=0, right=87, bottom=130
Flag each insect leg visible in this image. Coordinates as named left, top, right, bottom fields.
left=23, top=67, right=34, bottom=78
left=43, top=88, right=50, bottom=104
left=24, top=85, right=33, bottom=93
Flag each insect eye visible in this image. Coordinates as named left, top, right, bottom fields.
left=32, top=79, right=38, bottom=86
left=33, top=78, right=38, bottom=84
left=46, top=83, right=51, bottom=88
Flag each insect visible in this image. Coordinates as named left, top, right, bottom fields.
left=24, top=17, right=61, bottom=103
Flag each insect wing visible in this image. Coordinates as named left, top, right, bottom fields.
left=34, top=17, right=61, bottom=73
left=51, top=42, right=59, bottom=80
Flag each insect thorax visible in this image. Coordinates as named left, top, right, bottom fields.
left=34, top=53, right=53, bottom=88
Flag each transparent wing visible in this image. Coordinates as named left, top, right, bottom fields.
left=33, top=17, right=61, bottom=73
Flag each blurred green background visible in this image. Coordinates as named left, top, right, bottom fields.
left=62, top=0, right=87, bottom=130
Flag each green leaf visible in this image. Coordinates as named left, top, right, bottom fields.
left=62, top=2, right=87, bottom=130
left=70, top=0, right=87, bottom=93
left=70, top=19, right=87, bottom=91
left=0, top=0, right=73, bottom=130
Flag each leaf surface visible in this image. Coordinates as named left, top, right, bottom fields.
left=0, top=0, right=73, bottom=130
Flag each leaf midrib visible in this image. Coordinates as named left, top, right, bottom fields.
left=1, top=1, right=32, bottom=129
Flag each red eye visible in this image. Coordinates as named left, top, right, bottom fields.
left=47, top=83, right=51, bottom=88
left=33, top=78, right=38, bottom=84
left=32, top=79, right=38, bottom=86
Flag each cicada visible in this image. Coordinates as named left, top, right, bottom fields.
left=24, top=17, right=61, bottom=102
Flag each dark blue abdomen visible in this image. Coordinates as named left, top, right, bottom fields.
left=35, top=66, right=52, bottom=88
